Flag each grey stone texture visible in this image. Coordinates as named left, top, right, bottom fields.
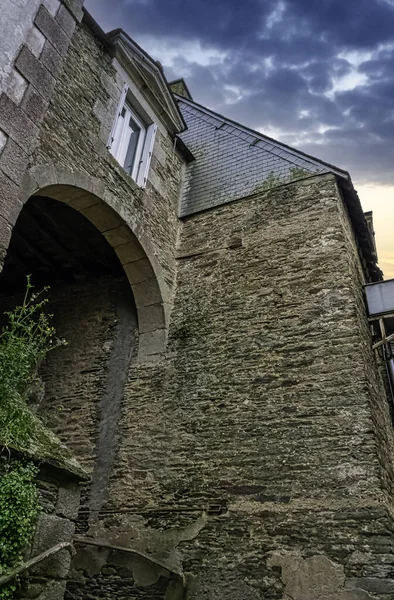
left=34, top=5, right=70, bottom=56
left=10, top=460, right=83, bottom=600
left=15, top=45, right=56, bottom=100
left=0, top=0, right=43, bottom=91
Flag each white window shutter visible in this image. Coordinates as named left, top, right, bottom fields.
left=107, top=84, right=128, bottom=151
left=137, top=123, right=157, bottom=188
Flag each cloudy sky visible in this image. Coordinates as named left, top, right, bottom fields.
left=85, top=0, right=394, bottom=278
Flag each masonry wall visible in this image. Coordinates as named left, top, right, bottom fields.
left=0, top=451, right=82, bottom=600
left=32, top=19, right=184, bottom=302
left=94, top=174, right=394, bottom=600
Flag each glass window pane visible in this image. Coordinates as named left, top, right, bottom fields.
left=124, top=129, right=140, bottom=174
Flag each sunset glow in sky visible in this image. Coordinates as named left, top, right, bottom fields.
left=86, top=0, right=394, bottom=278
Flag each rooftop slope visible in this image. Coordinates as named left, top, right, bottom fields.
left=176, top=95, right=349, bottom=217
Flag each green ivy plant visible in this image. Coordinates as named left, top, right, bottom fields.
left=0, top=461, right=39, bottom=599
left=0, top=278, right=67, bottom=598
left=0, top=276, right=67, bottom=449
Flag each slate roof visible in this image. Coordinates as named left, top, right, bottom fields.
left=176, top=95, right=349, bottom=217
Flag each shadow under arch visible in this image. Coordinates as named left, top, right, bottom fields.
left=18, top=165, right=168, bottom=361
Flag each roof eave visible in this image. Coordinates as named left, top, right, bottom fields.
left=337, top=176, right=382, bottom=283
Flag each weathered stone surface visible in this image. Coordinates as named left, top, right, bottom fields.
left=34, top=5, right=70, bottom=57
left=56, top=4, right=76, bottom=37
left=0, top=138, right=29, bottom=185
left=6, top=69, right=28, bottom=105
left=0, top=171, right=23, bottom=225
left=26, top=25, right=47, bottom=58
left=31, top=514, right=75, bottom=578
left=15, top=45, right=56, bottom=100
left=0, top=92, right=39, bottom=151
left=268, top=553, right=374, bottom=599
left=40, top=41, right=63, bottom=77
left=56, top=485, right=81, bottom=519
left=21, top=85, right=49, bottom=124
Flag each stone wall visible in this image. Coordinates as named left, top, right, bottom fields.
left=94, top=174, right=394, bottom=599
left=0, top=451, right=82, bottom=600
left=0, top=0, right=83, bottom=268
left=32, top=19, right=184, bottom=306
left=38, top=276, right=137, bottom=519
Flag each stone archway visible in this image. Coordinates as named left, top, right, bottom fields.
left=18, top=165, right=169, bottom=361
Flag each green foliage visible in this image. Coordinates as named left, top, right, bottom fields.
left=0, top=461, right=39, bottom=599
left=288, top=166, right=311, bottom=179
left=252, top=166, right=316, bottom=195
left=0, top=277, right=67, bottom=450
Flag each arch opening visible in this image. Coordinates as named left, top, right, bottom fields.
left=0, top=183, right=167, bottom=516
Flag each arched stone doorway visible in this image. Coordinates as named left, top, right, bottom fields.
left=0, top=171, right=168, bottom=518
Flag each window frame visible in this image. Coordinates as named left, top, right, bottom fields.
left=108, top=86, right=157, bottom=188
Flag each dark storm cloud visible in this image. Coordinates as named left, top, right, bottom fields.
left=84, top=0, right=394, bottom=184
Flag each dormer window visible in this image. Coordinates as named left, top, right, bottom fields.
left=108, top=87, right=157, bottom=188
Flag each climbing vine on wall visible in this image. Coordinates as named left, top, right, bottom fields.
left=0, top=276, right=67, bottom=450
left=0, top=278, right=67, bottom=598
left=0, top=462, right=39, bottom=600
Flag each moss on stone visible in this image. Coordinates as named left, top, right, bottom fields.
left=0, top=406, right=87, bottom=479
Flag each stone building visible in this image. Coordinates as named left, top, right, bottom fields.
left=1, top=1, right=394, bottom=599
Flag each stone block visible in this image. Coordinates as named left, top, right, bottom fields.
left=20, top=172, right=40, bottom=201
left=56, top=4, right=76, bottom=37
left=138, top=328, right=167, bottom=356
left=26, top=25, right=46, bottom=58
left=34, top=5, right=70, bottom=57
left=100, top=72, right=121, bottom=102
left=0, top=138, right=29, bottom=185
left=81, top=202, right=123, bottom=232
left=62, top=0, right=84, bottom=21
left=40, top=41, right=63, bottom=77
left=56, top=484, right=80, bottom=519
left=138, top=303, right=166, bottom=333
left=45, top=185, right=87, bottom=203
left=30, top=514, right=74, bottom=578
left=123, top=258, right=154, bottom=285
left=21, top=86, right=49, bottom=124
left=0, top=130, right=7, bottom=155
left=68, top=193, right=99, bottom=210
left=42, top=0, right=61, bottom=17
left=37, top=580, right=66, bottom=600
left=6, top=69, right=28, bottom=105
left=0, top=93, right=39, bottom=152
left=0, top=214, right=12, bottom=264
left=114, top=239, right=146, bottom=264
left=346, top=577, right=394, bottom=594
left=103, top=224, right=134, bottom=247
left=0, top=172, right=23, bottom=226
left=29, top=164, right=58, bottom=191
left=15, top=46, right=56, bottom=101
left=132, top=278, right=163, bottom=308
